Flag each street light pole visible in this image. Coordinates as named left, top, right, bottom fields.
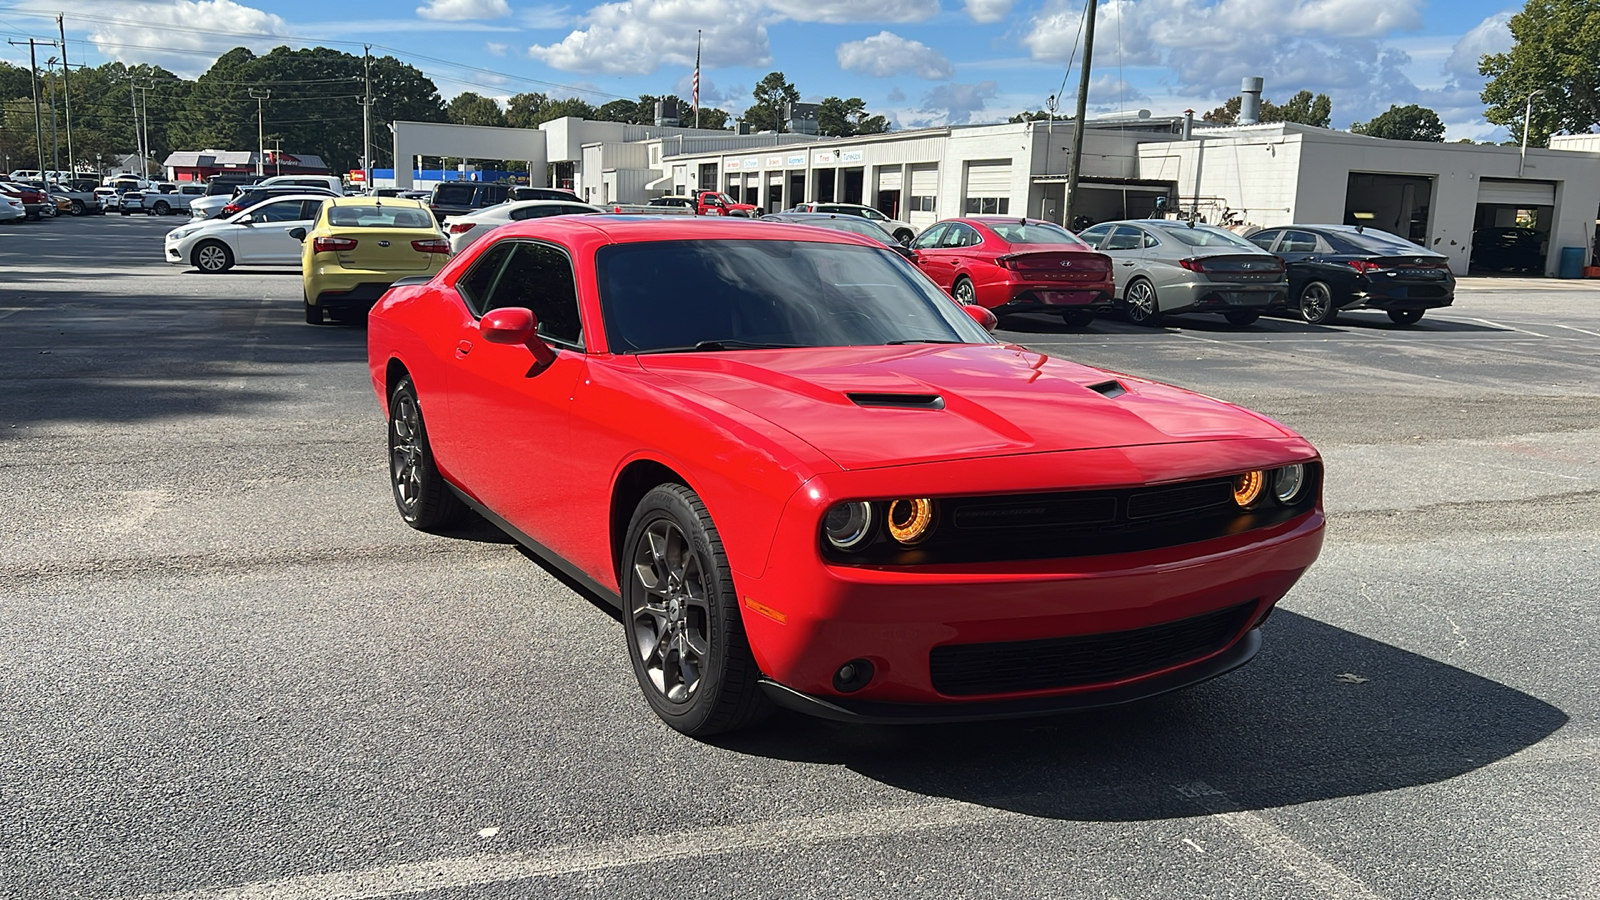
left=362, top=45, right=373, bottom=193
left=248, top=88, right=271, bottom=176
left=58, top=16, right=75, bottom=178
left=1518, top=88, right=1545, bottom=179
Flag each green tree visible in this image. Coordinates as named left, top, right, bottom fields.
left=1351, top=104, right=1446, bottom=142
left=1009, top=109, right=1052, bottom=123
left=0, top=60, right=32, bottom=101
left=744, top=72, right=799, bottom=133
left=448, top=92, right=506, bottom=127
left=505, top=92, right=596, bottom=129
left=1276, top=90, right=1332, bottom=127
left=816, top=97, right=888, bottom=137
left=1480, top=0, right=1600, bottom=145
left=595, top=97, right=639, bottom=123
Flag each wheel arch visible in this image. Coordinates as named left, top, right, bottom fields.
left=384, top=357, right=411, bottom=404
left=610, top=457, right=697, bottom=584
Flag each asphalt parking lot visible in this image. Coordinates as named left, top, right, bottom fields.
left=2, top=214, right=1597, bottom=899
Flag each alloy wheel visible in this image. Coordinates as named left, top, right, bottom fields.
left=1300, top=283, right=1333, bottom=324
left=1126, top=281, right=1156, bottom=323
left=954, top=278, right=975, bottom=303
left=630, top=519, right=711, bottom=704
left=196, top=244, right=228, bottom=272
left=389, top=391, right=424, bottom=516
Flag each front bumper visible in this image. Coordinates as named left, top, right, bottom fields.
left=732, top=440, right=1324, bottom=711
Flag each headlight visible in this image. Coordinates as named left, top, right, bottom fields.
left=1231, top=471, right=1265, bottom=508
left=1272, top=464, right=1307, bottom=504
left=886, top=498, right=935, bottom=545
left=823, top=501, right=874, bottom=550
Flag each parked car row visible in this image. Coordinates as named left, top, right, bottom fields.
left=1, top=179, right=108, bottom=218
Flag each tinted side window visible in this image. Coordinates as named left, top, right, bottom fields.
left=479, top=242, right=584, bottom=347
left=1104, top=226, right=1144, bottom=251
left=1249, top=230, right=1281, bottom=251
left=457, top=242, right=515, bottom=316
left=252, top=201, right=304, bottom=223
left=1280, top=231, right=1319, bottom=253
left=911, top=224, right=947, bottom=249
left=1076, top=224, right=1111, bottom=248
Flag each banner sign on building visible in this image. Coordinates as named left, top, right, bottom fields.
left=787, top=153, right=807, bottom=166
left=813, top=151, right=836, bottom=165
left=726, top=158, right=742, bottom=171
left=766, top=156, right=785, bottom=167
left=742, top=157, right=760, bottom=169
left=840, top=149, right=864, bottom=163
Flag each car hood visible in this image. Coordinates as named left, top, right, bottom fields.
left=639, top=344, right=1291, bottom=470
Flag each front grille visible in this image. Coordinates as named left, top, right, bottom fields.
left=929, top=601, right=1257, bottom=696
left=820, top=466, right=1320, bottom=566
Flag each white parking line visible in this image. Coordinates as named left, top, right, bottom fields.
left=123, top=800, right=1012, bottom=900
left=1551, top=323, right=1600, bottom=339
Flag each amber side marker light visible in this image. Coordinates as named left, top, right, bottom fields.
left=1232, top=471, right=1266, bottom=508
left=886, top=498, right=935, bottom=544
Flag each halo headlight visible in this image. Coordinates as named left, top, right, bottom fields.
left=1272, top=464, right=1307, bottom=504
left=823, top=501, right=874, bottom=550
left=886, top=498, right=935, bottom=545
left=1232, top=471, right=1265, bottom=508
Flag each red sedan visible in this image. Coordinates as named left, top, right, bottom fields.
left=368, top=216, right=1324, bottom=736
left=910, top=217, right=1115, bottom=327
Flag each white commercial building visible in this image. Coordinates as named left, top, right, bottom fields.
left=392, top=111, right=1600, bottom=276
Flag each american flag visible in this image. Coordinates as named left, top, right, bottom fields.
left=692, top=30, right=701, bottom=127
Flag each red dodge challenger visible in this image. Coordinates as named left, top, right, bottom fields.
left=368, top=216, right=1324, bottom=736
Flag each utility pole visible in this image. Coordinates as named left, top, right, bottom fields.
left=248, top=88, right=270, bottom=175
left=137, top=85, right=151, bottom=176
left=45, top=58, right=60, bottom=173
left=362, top=45, right=373, bottom=192
left=7, top=39, right=47, bottom=174
left=128, top=69, right=143, bottom=177
left=1064, top=0, right=1098, bottom=226
left=58, top=16, right=75, bottom=176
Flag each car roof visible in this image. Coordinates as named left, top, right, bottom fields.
left=326, top=196, right=427, bottom=209
left=489, top=214, right=884, bottom=249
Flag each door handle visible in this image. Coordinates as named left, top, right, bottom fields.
left=1120, top=261, right=1134, bottom=266
left=456, top=340, right=472, bottom=357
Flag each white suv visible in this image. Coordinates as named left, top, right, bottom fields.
left=257, top=175, right=345, bottom=196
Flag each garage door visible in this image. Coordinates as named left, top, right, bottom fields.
left=1478, top=179, right=1555, bottom=206
left=910, top=165, right=938, bottom=197
left=878, top=168, right=903, bottom=192
left=966, top=161, right=1011, bottom=196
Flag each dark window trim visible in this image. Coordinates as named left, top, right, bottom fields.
left=461, top=238, right=587, bottom=352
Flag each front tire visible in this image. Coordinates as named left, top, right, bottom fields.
left=1387, top=309, right=1424, bottom=326
left=40, top=203, right=56, bottom=218
left=894, top=229, right=914, bottom=244
left=1298, top=281, right=1337, bottom=324
left=623, top=484, right=771, bottom=737
left=387, top=375, right=467, bottom=531
left=1123, top=278, right=1162, bottom=326
left=70, top=200, right=84, bottom=216
left=952, top=276, right=976, bottom=305
left=191, top=240, right=233, bottom=273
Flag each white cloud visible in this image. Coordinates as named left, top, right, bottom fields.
left=917, top=80, right=1000, bottom=125
left=79, top=0, right=291, bottom=76
left=764, top=0, right=939, bottom=23
left=417, top=0, right=511, bottom=21
left=530, top=0, right=773, bottom=74
left=1446, top=12, right=1513, bottom=80
left=486, top=41, right=509, bottom=55
left=837, top=31, right=954, bottom=80
left=963, top=0, right=1013, bottom=23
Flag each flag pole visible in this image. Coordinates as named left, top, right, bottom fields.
left=694, top=30, right=701, bottom=129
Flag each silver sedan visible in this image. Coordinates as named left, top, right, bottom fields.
left=1076, top=220, right=1287, bottom=326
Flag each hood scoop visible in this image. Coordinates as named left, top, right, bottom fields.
left=846, top=392, right=946, bottom=410
left=1086, top=379, right=1128, bottom=399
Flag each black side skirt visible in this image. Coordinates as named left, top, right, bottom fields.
left=447, top=485, right=624, bottom=610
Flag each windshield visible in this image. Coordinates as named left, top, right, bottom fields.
left=596, top=240, right=996, bottom=354
left=1158, top=225, right=1258, bottom=249
left=987, top=222, right=1088, bottom=245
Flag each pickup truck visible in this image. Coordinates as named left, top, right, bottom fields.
left=612, top=191, right=759, bottom=217
left=122, top=182, right=207, bottom=216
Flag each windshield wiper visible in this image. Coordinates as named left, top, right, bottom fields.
left=645, top=340, right=804, bottom=354
left=885, top=338, right=965, bottom=345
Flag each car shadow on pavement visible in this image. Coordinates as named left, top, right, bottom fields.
left=711, top=610, right=1567, bottom=821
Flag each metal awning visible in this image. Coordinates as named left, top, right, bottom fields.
left=645, top=172, right=673, bottom=190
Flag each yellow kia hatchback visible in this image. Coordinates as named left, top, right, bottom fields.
left=295, top=197, right=449, bottom=324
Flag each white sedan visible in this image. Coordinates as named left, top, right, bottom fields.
left=0, top=194, right=24, bottom=222
left=445, top=198, right=603, bottom=254
left=164, top=194, right=330, bottom=273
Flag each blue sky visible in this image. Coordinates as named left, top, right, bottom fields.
left=0, top=0, right=1525, bottom=139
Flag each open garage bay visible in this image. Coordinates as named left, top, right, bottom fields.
left=2, top=216, right=1597, bottom=898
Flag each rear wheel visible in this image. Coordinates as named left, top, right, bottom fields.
left=69, top=200, right=84, bottom=216
left=623, top=484, right=771, bottom=737
left=303, top=298, right=325, bottom=325
left=192, top=240, right=233, bottom=274
left=387, top=375, right=467, bottom=531
left=952, top=276, right=976, bottom=304
left=1123, top=279, right=1161, bottom=326
left=1387, top=309, right=1424, bottom=326
left=1061, top=309, right=1096, bottom=328
left=152, top=200, right=170, bottom=215
left=1298, top=281, right=1337, bottom=324
left=1224, top=310, right=1260, bottom=326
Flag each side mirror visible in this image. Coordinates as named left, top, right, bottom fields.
left=480, top=307, right=557, bottom=367
left=288, top=227, right=307, bottom=241
left=236, top=215, right=252, bottom=224
left=963, top=304, right=998, bottom=333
